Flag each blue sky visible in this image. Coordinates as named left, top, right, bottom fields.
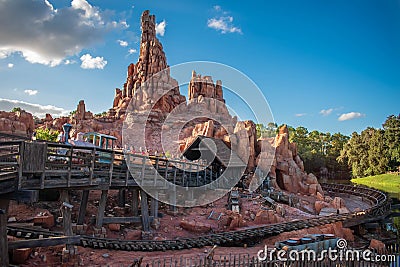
left=0, top=0, right=399, bottom=135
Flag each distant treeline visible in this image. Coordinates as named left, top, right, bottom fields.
left=338, top=114, right=400, bottom=178
left=256, top=114, right=400, bottom=179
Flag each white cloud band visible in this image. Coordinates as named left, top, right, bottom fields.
left=0, top=98, right=69, bottom=118
left=338, top=112, right=365, bottom=121
left=0, top=0, right=124, bottom=67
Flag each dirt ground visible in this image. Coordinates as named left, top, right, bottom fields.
left=6, top=189, right=372, bottom=266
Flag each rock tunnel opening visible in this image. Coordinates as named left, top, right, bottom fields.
left=276, top=169, right=285, bottom=190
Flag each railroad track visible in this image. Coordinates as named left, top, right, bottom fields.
left=7, top=183, right=390, bottom=251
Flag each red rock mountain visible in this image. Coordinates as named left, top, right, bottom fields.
left=2, top=10, right=326, bottom=199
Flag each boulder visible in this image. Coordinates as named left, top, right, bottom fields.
left=315, top=201, right=330, bottom=214
left=179, top=220, right=212, bottom=233
left=108, top=223, right=121, bottom=231
left=228, top=213, right=247, bottom=230
left=369, top=239, right=386, bottom=253
left=233, top=120, right=257, bottom=171
left=254, top=209, right=279, bottom=224
left=12, top=248, right=32, bottom=264
left=125, top=230, right=142, bottom=240
left=33, top=213, right=54, bottom=229
left=331, top=197, right=346, bottom=209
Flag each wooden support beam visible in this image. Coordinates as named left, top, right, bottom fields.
left=89, top=148, right=95, bottom=185
left=108, top=151, right=115, bottom=186
left=150, top=192, right=159, bottom=219
left=77, top=190, right=89, bottom=225
left=169, top=187, right=177, bottom=212
left=103, top=216, right=154, bottom=224
left=67, top=147, right=73, bottom=187
left=96, top=190, right=108, bottom=228
left=117, top=189, right=126, bottom=207
left=8, top=236, right=81, bottom=250
left=0, top=199, right=10, bottom=267
left=131, top=188, right=139, bottom=216
left=140, top=189, right=150, bottom=232
left=17, top=142, right=24, bottom=190
left=60, top=190, right=73, bottom=251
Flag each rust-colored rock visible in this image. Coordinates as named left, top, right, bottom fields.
left=331, top=197, right=345, bottom=209
left=254, top=209, right=280, bottom=224
left=0, top=110, right=34, bottom=136
left=45, top=113, right=53, bottom=122
left=179, top=220, right=212, bottom=233
left=12, top=248, right=32, bottom=264
left=33, top=213, right=54, bottom=229
left=73, top=100, right=93, bottom=121
left=108, top=223, right=121, bottom=231
left=112, top=10, right=186, bottom=116
left=125, top=229, right=142, bottom=240
left=369, top=239, right=386, bottom=253
left=232, top=120, right=257, bottom=172
left=227, top=213, right=247, bottom=230
left=264, top=125, right=325, bottom=199
left=315, top=201, right=330, bottom=214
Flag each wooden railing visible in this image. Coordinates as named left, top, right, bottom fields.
left=0, top=140, right=221, bottom=191
left=0, top=141, right=23, bottom=194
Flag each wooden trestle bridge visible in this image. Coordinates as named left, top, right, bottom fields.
left=0, top=133, right=393, bottom=266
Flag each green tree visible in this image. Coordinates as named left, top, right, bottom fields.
left=11, top=107, right=22, bottom=113
left=35, top=128, right=59, bottom=142
left=256, top=122, right=278, bottom=139
left=339, top=127, right=388, bottom=177
left=383, top=114, right=400, bottom=170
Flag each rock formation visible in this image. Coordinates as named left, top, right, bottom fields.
left=231, top=120, right=257, bottom=172
left=73, top=100, right=93, bottom=121
left=4, top=10, right=327, bottom=202
left=256, top=125, right=324, bottom=197
left=186, top=71, right=229, bottom=115
left=111, top=10, right=186, bottom=118
left=0, top=109, right=34, bottom=136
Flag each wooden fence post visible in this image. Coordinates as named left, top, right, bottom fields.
left=140, top=189, right=150, bottom=232
left=60, top=190, right=73, bottom=251
left=77, top=190, right=89, bottom=225
left=0, top=199, right=10, bottom=267
left=131, top=188, right=139, bottom=216
left=96, top=190, right=108, bottom=228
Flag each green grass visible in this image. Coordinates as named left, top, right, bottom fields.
left=351, top=174, right=400, bottom=194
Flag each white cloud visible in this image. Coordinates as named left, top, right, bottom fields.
left=207, top=6, right=242, bottom=34
left=155, top=20, right=166, bottom=36
left=80, top=54, right=107, bottom=69
left=320, top=108, right=333, bottom=116
left=120, top=20, right=129, bottom=28
left=338, top=112, right=365, bottom=121
left=0, top=0, right=125, bottom=67
left=213, top=5, right=221, bottom=11
left=295, top=113, right=307, bottom=117
left=128, top=48, right=137, bottom=54
left=118, top=40, right=128, bottom=47
left=64, top=59, right=76, bottom=65
left=24, top=89, right=38, bottom=96
left=0, top=98, right=69, bottom=118
left=7, top=63, right=14, bottom=68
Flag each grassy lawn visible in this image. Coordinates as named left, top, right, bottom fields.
left=351, top=174, right=400, bottom=194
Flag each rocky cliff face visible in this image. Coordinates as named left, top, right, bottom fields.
left=257, top=125, right=324, bottom=196
left=111, top=10, right=186, bottom=118
left=0, top=110, right=34, bottom=136
left=4, top=10, right=326, bottom=199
